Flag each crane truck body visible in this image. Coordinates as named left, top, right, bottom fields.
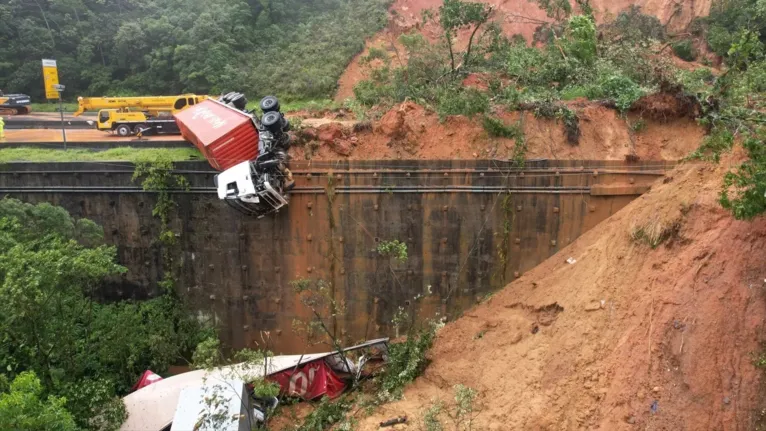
left=174, top=92, right=293, bottom=218
left=74, top=94, right=209, bottom=136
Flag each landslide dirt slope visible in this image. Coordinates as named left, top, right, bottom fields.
left=355, top=155, right=766, bottom=430
left=336, top=0, right=712, bottom=100
left=290, top=100, right=705, bottom=161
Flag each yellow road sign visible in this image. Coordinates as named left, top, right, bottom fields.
left=42, top=59, right=60, bottom=100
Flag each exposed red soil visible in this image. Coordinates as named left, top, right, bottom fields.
left=289, top=101, right=705, bottom=162
left=350, top=152, right=766, bottom=430
left=335, top=0, right=713, bottom=101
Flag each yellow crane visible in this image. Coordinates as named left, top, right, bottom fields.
left=74, top=94, right=209, bottom=136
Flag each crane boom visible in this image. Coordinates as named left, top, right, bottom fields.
left=73, top=94, right=210, bottom=116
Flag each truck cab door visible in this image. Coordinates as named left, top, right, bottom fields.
left=97, top=110, right=111, bottom=130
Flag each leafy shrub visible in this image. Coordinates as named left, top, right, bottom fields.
left=377, top=240, right=409, bottom=263
left=596, top=74, right=644, bottom=112
left=565, top=15, right=597, bottom=64
left=362, top=47, right=389, bottom=64
left=676, top=68, right=716, bottom=94
left=504, top=43, right=549, bottom=85
left=436, top=87, right=489, bottom=119
left=720, top=135, right=766, bottom=219
left=353, top=80, right=389, bottom=106
left=672, top=40, right=698, bottom=61
left=482, top=116, right=524, bottom=139
left=378, top=321, right=437, bottom=400
left=417, top=384, right=478, bottom=431
left=296, top=396, right=352, bottom=431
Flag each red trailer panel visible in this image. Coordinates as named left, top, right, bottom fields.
left=174, top=99, right=259, bottom=171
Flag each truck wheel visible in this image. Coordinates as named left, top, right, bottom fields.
left=133, top=124, right=148, bottom=134
left=116, top=124, right=132, bottom=137
left=260, top=96, right=280, bottom=113
left=262, top=111, right=283, bottom=133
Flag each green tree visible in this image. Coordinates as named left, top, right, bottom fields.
left=0, top=198, right=209, bottom=429
left=0, top=372, right=78, bottom=431
left=436, top=0, right=493, bottom=72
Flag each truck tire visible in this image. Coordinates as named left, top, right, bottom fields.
left=260, top=96, right=280, bottom=113
left=261, top=111, right=283, bottom=133
left=116, top=124, right=132, bottom=137
left=133, top=124, right=148, bottom=135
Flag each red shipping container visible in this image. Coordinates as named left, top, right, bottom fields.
left=267, top=360, right=347, bottom=400
left=174, top=99, right=259, bottom=171
left=131, top=370, right=163, bottom=392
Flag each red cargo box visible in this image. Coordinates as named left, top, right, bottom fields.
left=174, top=99, right=259, bottom=171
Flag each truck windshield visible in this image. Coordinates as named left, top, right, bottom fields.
left=98, top=110, right=110, bottom=124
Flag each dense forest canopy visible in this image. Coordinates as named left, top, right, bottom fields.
left=0, top=0, right=390, bottom=101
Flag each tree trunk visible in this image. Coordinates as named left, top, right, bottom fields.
left=463, top=19, right=486, bottom=68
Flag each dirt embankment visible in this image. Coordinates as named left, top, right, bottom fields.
left=335, top=0, right=712, bottom=100
left=350, top=153, right=766, bottom=430
left=290, top=100, right=705, bottom=162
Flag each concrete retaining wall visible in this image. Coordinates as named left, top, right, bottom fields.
left=0, top=159, right=672, bottom=352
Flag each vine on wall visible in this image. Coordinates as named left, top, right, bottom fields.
left=133, top=160, right=190, bottom=291
left=494, top=193, right=515, bottom=284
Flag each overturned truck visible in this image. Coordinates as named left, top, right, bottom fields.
left=174, top=92, right=294, bottom=218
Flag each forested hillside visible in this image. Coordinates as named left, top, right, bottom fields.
left=0, top=0, right=390, bottom=100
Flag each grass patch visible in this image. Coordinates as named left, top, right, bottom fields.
left=685, top=128, right=735, bottom=162
left=29, top=103, right=79, bottom=113
left=560, top=86, right=591, bottom=100
left=630, top=118, right=647, bottom=133
left=754, top=351, right=766, bottom=369
left=0, top=147, right=202, bottom=163
left=629, top=216, right=682, bottom=248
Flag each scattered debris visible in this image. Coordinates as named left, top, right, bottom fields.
left=566, top=257, right=577, bottom=265
left=121, top=338, right=390, bottom=430
left=650, top=400, right=659, bottom=415
left=379, top=416, right=407, bottom=427
left=585, top=301, right=602, bottom=311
